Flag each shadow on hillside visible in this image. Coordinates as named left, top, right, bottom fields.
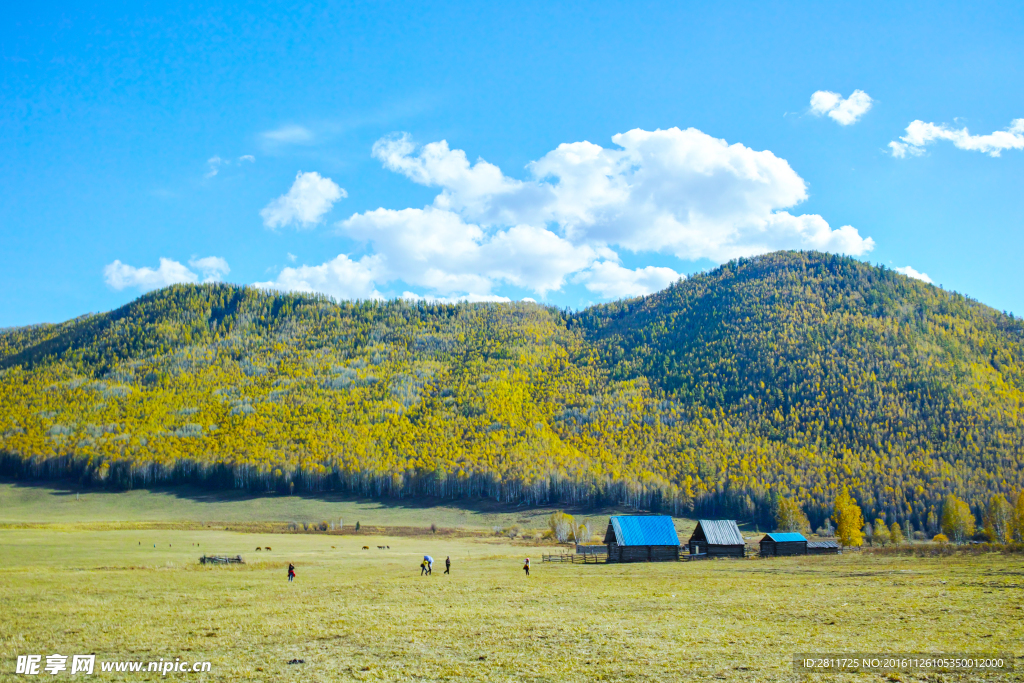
left=0, top=477, right=650, bottom=518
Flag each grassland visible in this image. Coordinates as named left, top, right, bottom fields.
left=1, top=484, right=1022, bottom=682
left=0, top=481, right=593, bottom=531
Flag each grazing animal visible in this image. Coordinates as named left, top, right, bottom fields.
left=264, top=547, right=271, bottom=551
left=256, top=547, right=262, bottom=551
left=331, top=545, right=336, bottom=549
left=362, top=546, right=369, bottom=550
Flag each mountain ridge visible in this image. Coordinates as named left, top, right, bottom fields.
left=2, top=251, right=1022, bottom=530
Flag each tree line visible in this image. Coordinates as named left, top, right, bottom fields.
left=773, top=489, right=1024, bottom=547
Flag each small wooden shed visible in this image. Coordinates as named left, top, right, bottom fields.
left=603, top=515, right=681, bottom=562
left=759, top=532, right=808, bottom=556
left=688, top=520, right=745, bottom=557
left=806, top=539, right=841, bottom=555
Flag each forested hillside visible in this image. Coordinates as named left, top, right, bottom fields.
left=2, top=251, right=1022, bottom=530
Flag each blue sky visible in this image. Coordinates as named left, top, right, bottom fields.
left=2, top=1, right=1023, bottom=326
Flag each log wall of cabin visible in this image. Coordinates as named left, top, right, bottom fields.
left=706, top=545, right=746, bottom=557
left=760, top=541, right=807, bottom=556
left=606, top=544, right=680, bottom=562
left=807, top=545, right=840, bottom=555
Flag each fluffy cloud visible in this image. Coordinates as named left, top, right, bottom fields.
left=810, top=90, right=873, bottom=125
left=266, top=128, right=872, bottom=302
left=368, top=128, right=873, bottom=262
left=104, top=256, right=229, bottom=291
left=254, top=254, right=383, bottom=300
left=894, top=265, right=933, bottom=284
left=577, top=261, right=682, bottom=299
left=188, top=256, right=231, bottom=282
left=342, top=207, right=604, bottom=296
left=890, top=118, right=1024, bottom=158
left=261, top=171, right=346, bottom=229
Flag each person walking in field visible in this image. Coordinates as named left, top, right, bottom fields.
left=287, top=563, right=295, bottom=582
left=444, top=556, right=450, bottom=574
left=523, top=557, right=530, bottom=577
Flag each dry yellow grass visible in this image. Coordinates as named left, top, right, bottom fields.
left=1, top=524, right=1022, bottom=682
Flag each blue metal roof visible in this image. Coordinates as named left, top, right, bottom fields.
left=764, top=532, right=807, bottom=542
left=610, top=516, right=680, bottom=546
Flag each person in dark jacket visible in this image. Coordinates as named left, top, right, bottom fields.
left=444, top=556, right=451, bottom=574
left=287, top=563, right=295, bottom=582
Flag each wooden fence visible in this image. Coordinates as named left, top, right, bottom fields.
left=542, top=552, right=607, bottom=564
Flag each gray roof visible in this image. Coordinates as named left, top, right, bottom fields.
left=693, top=519, right=744, bottom=546
left=806, top=540, right=840, bottom=548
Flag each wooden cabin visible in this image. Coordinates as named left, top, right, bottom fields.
left=759, top=532, right=808, bottom=556
left=806, top=539, right=840, bottom=555
left=603, top=515, right=681, bottom=562
left=687, top=520, right=745, bottom=557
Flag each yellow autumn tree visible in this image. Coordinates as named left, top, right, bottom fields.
left=832, top=487, right=865, bottom=548
left=940, top=494, right=976, bottom=544
left=889, top=521, right=904, bottom=545
left=872, top=518, right=890, bottom=546
left=775, top=497, right=811, bottom=533
left=982, top=494, right=1013, bottom=544
left=548, top=510, right=575, bottom=543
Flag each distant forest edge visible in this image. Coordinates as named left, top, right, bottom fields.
left=1, top=251, right=1022, bottom=532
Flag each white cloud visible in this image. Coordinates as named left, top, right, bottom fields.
left=890, top=118, right=1024, bottom=158
left=104, top=258, right=198, bottom=291
left=206, top=155, right=255, bottom=177
left=260, top=125, right=314, bottom=144
left=104, top=255, right=231, bottom=291
left=577, top=261, right=681, bottom=298
left=268, top=128, right=873, bottom=302
left=887, top=141, right=925, bottom=159
left=261, top=171, right=346, bottom=229
left=188, top=256, right=231, bottom=283
left=286, top=252, right=297, bottom=263
left=370, top=127, right=873, bottom=262
left=372, top=135, right=530, bottom=223
left=809, top=91, right=842, bottom=116
left=206, top=156, right=226, bottom=178
left=400, top=291, right=511, bottom=304
left=894, top=265, right=933, bottom=284
left=809, top=90, right=873, bottom=125
left=342, top=207, right=603, bottom=296
left=254, top=254, right=383, bottom=300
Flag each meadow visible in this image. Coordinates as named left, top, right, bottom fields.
left=1, top=483, right=1022, bottom=682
